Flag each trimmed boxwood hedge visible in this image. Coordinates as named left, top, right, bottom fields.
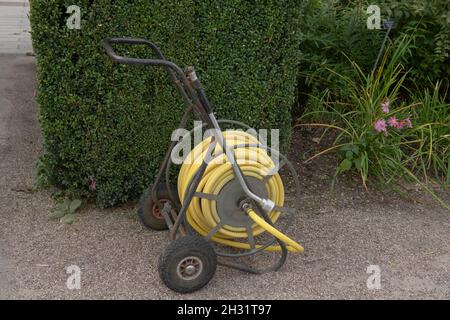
left=30, top=0, right=307, bottom=207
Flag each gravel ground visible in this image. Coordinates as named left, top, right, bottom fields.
left=0, top=55, right=449, bottom=300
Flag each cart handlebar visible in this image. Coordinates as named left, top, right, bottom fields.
left=101, top=37, right=214, bottom=117
left=101, top=37, right=185, bottom=77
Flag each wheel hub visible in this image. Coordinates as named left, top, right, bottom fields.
left=152, top=199, right=170, bottom=219
left=184, top=265, right=196, bottom=276
left=177, top=256, right=203, bottom=280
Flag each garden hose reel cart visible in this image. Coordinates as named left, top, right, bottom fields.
left=102, top=37, right=304, bottom=293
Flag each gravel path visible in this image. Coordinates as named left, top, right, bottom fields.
left=0, top=55, right=449, bottom=299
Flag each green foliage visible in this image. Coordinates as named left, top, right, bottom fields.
left=407, top=82, right=450, bottom=184
left=49, top=198, right=83, bottom=223
left=378, top=0, right=450, bottom=86
left=297, top=1, right=449, bottom=208
left=338, top=144, right=361, bottom=173
left=298, top=38, right=449, bottom=209
left=30, top=0, right=305, bottom=207
left=61, top=214, right=77, bottom=224
left=297, top=0, right=449, bottom=116
left=297, top=1, right=384, bottom=101
left=33, top=156, right=51, bottom=190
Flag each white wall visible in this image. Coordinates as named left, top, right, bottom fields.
left=0, top=0, right=32, bottom=54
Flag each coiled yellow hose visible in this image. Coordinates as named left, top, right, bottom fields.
left=178, top=130, right=304, bottom=253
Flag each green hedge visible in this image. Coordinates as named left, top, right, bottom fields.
left=30, top=0, right=306, bottom=207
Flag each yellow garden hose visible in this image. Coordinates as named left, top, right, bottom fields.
left=245, top=208, right=304, bottom=252
left=178, top=130, right=304, bottom=253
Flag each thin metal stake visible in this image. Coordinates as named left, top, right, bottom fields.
left=372, top=19, right=396, bottom=73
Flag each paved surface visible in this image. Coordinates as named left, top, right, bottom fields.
left=0, top=55, right=449, bottom=299
left=0, top=249, right=16, bottom=299
left=0, top=1, right=32, bottom=54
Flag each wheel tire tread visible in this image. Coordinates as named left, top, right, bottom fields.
left=137, top=184, right=178, bottom=230
left=158, top=236, right=217, bottom=293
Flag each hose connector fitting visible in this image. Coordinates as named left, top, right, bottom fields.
left=258, top=198, right=275, bottom=213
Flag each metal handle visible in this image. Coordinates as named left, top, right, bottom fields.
left=101, top=37, right=215, bottom=124
left=101, top=37, right=185, bottom=77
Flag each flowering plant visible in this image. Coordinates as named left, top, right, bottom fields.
left=297, top=37, right=449, bottom=210
left=374, top=98, right=413, bottom=136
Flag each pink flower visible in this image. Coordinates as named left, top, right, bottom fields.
left=402, top=118, right=413, bottom=128
left=387, top=116, right=400, bottom=128
left=388, top=116, right=411, bottom=129
left=374, top=119, right=387, bottom=134
left=387, top=116, right=413, bottom=130
left=381, top=99, right=390, bottom=113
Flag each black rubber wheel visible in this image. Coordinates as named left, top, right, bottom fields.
left=137, top=184, right=179, bottom=230
left=158, top=235, right=217, bottom=293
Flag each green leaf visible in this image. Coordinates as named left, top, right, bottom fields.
left=360, top=137, right=367, bottom=147
left=351, top=145, right=359, bottom=155
left=340, top=144, right=352, bottom=152
left=61, top=214, right=76, bottom=225
left=354, top=157, right=363, bottom=171
left=49, top=209, right=66, bottom=220
left=60, top=198, right=70, bottom=212
left=345, top=150, right=353, bottom=160
left=339, top=158, right=352, bottom=172
left=69, top=199, right=82, bottom=214
left=446, top=157, right=450, bottom=185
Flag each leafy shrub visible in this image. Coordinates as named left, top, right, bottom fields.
left=378, top=0, right=450, bottom=87
left=297, top=0, right=450, bottom=116
left=298, top=37, right=450, bottom=209
left=297, top=1, right=384, bottom=103
left=30, top=0, right=305, bottom=207
left=408, top=82, right=450, bottom=184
